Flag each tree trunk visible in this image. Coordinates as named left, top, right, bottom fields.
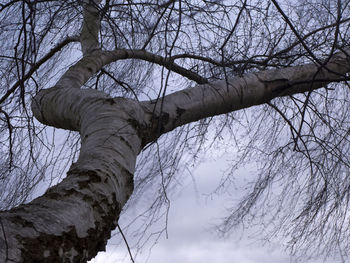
left=1, top=47, right=350, bottom=262
left=0, top=87, right=144, bottom=262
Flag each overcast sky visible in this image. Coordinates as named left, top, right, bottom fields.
left=89, top=157, right=339, bottom=263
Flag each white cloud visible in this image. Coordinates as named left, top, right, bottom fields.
left=90, top=158, right=337, bottom=263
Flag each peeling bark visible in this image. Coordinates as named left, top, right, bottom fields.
left=0, top=85, right=146, bottom=262
left=1, top=169, right=123, bottom=262
left=1, top=48, right=349, bottom=262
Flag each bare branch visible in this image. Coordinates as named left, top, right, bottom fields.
left=56, top=48, right=208, bottom=89
left=80, top=0, right=102, bottom=55
left=0, top=36, right=79, bottom=105
left=142, top=49, right=350, bottom=141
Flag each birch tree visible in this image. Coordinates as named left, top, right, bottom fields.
left=0, top=0, right=350, bottom=262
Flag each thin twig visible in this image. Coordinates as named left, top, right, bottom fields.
left=117, top=224, right=135, bottom=263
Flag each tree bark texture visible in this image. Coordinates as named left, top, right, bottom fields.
left=0, top=47, right=350, bottom=262
left=1, top=1, right=350, bottom=260
left=0, top=87, right=145, bottom=262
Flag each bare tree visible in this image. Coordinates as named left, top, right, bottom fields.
left=0, top=0, right=350, bottom=262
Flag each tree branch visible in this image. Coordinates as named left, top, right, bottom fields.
left=141, top=49, right=350, bottom=142
left=55, top=49, right=208, bottom=89
left=0, top=36, right=79, bottom=105
left=80, top=0, right=102, bottom=55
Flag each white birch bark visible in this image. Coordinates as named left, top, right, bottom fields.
left=0, top=3, right=145, bottom=261
left=141, top=50, right=350, bottom=140
left=80, top=0, right=102, bottom=55
left=1, top=49, right=349, bottom=262
left=0, top=47, right=349, bottom=262
left=0, top=87, right=145, bottom=262
left=1, top=0, right=350, bottom=260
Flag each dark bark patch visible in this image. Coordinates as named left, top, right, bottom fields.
left=45, top=185, right=88, bottom=201
left=160, top=112, right=169, bottom=124
left=10, top=215, right=34, bottom=228
left=172, top=107, right=186, bottom=127
left=119, top=136, right=133, bottom=150
left=82, top=194, right=94, bottom=203
left=139, top=111, right=173, bottom=146
left=151, top=112, right=169, bottom=135
left=20, top=226, right=84, bottom=262
left=127, top=118, right=149, bottom=145
left=12, top=167, right=129, bottom=262
left=45, top=191, right=62, bottom=200
left=67, top=170, right=102, bottom=189
left=176, top=107, right=186, bottom=117
left=92, top=200, right=105, bottom=215
left=104, top=98, right=115, bottom=105
left=19, top=197, right=121, bottom=262
left=62, top=188, right=81, bottom=198
left=126, top=118, right=139, bottom=130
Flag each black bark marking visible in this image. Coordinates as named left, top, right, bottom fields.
left=176, top=107, right=186, bottom=117
left=66, top=170, right=102, bottom=189
left=45, top=191, right=62, bottom=200
left=126, top=118, right=139, bottom=130
left=152, top=112, right=169, bottom=134
left=18, top=193, right=121, bottom=262
left=139, top=111, right=172, bottom=146
left=119, top=136, right=133, bottom=150
left=172, top=107, right=186, bottom=127
left=104, top=98, right=115, bottom=105
left=77, top=175, right=101, bottom=190
left=10, top=216, right=34, bottom=228
left=127, top=118, right=149, bottom=147
left=9, top=162, right=131, bottom=261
